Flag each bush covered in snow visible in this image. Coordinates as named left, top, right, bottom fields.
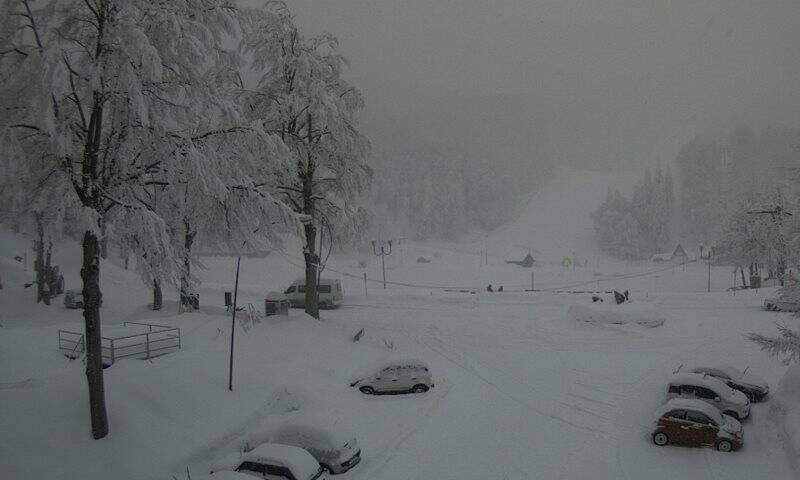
left=567, top=303, right=665, bottom=328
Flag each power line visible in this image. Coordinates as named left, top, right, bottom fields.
left=272, top=247, right=691, bottom=294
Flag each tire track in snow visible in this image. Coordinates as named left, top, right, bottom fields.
left=411, top=324, right=620, bottom=440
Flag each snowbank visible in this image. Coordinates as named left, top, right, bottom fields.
left=773, top=365, right=800, bottom=461
left=567, top=303, right=665, bottom=327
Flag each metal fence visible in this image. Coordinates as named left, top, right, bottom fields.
left=58, top=322, right=181, bottom=366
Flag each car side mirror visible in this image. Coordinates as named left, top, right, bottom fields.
left=714, top=397, right=721, bottom=402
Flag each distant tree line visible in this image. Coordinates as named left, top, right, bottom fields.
left=590, top=166, right=674, bottom=259
left=372, top=149, right=553, bottom=240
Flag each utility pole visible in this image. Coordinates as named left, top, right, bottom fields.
left=372, top=239, right=393, bottom=289
left=228, top=256, right=241, bottom=391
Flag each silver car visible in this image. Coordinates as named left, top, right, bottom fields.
left=666, top=373, right=750, bottom=420
left=355, top=361, right=434, bottom=395
left=245, top=424, right=361, bottom=474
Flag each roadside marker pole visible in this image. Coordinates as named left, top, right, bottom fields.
left=363, top=272, right=368, bottom=297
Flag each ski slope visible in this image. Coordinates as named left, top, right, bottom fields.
left=0, top=168, right=798, bottom=480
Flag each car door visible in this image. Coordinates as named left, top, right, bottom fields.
left=679, top=384, right=696, bottom=401
left=693, top=386, right=719, bottom=409
left=393, top=366, right=414, bottom=391
left=684, top=411, right=718, bottom=446
left=373, top=367, right=395, bottom=392
left=661, top=409, right=690, bottom=444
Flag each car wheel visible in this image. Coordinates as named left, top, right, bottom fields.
left=723, top=410, right=740, bottom=420
left=652, top=432, right=669, bottom=446
left=716, top=440, right=732, bottom=452
left=359, top=386, right=375, bottom=395
left=411, top=384, right=429, bottom=394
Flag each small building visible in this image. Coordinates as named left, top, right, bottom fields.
left=651, top=253, right=673, bottom=262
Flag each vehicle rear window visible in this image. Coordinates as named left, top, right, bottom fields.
left=668, top=384, right=681, bottom=394
left=680, top=385, right=695, bottom=395
left=285, top=286, right=296, bottom=294
left=318, top=284, right=332, bottom=293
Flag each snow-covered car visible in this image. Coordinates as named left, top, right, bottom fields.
left=63, top=289, right=83, bottom=309
left=211, top=443, right=328, bottom=480
left=652, top=398, right=743, bottom=452
left=763, top=297, right=800, bottom=312
left=354, top=360, right=434, bottom=395
left=244, top=424, right=361, bottom=474
left=201, top=471, right=256, bottom=480
left=666, top=373, right=750, bottom=420
left=690, top=366, right=769, bottom=402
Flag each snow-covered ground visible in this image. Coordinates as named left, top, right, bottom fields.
left=1, top=168, right=798, bottom=479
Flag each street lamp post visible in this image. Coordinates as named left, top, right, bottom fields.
left=705, top=244, right=716, bottom=293
left=372, top=239, right=393, bottom=289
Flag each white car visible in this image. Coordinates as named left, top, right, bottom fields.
left=666, top=373, right=750, bottom=420
left=690, top=366, right=769, bottom=402
left=211, top=443, right=328, bottom=480
left=244, top=423, right=361, bottom=474
left=354, top=360, right=434, bottom=395
left=284, top=278, right=343, bottom=309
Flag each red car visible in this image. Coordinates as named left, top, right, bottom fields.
left=652, top=398, right=743, bottom=452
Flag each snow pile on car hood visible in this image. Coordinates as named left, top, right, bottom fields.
left=567, top=303, right=665, bottom=328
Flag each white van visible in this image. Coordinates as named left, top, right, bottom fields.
left=284, top=278, right=343, bottom=309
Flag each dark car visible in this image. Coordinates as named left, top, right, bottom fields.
left=690, top=366, right=769, bottom=402
left=652, top=398, right=743, bottom=452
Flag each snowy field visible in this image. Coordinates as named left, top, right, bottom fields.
left=1, top=168, right=798, bottom=479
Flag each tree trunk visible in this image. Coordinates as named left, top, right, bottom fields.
left=43, top=240, right=52, bottom=305
left=180, top=221, right=196, bottom=308
left=302, top=112, right=319, bottom=319
left=303, top=222, right=319, bottom=319
left=81, top=230, right=108, bottom=439
left=740, top=266, right=747, bottom=288
left=152, top=279, right=162, bottom=311
left=34, top=213, right=45, bottom=303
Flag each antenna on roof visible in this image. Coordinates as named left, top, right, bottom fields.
left=743, top=366, right=749, bottom=375
left=672, top=364, right=683, bottom=375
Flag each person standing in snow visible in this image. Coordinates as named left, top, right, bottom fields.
left=487, top=284, right=494, bottom=292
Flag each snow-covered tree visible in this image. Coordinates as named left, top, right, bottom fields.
left=591, top=188, right=641, bottom=259
left=242, top=2, right=371, bottom=318
left=0, top=0, right=295, bottom=438
left=748, top=322, right=800, bottom=365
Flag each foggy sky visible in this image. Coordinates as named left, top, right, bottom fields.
left=286, top=0, right=800, bottom=169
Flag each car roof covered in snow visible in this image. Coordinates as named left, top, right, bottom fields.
left=669, top=372, right=734, bottom=394
left=212, top=443, right=321, bottom=480
left=376, top=358, right=430, bottom=372
left=655, top=398, right=725, bottom=425
left=205, top=471, right=257, bottom=480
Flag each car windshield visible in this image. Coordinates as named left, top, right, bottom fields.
left=721, top=367, right=742, bottom=380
